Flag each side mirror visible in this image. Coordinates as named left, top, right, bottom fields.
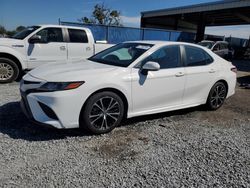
left=28, top=35, right=42, bottom=44
left=141, top=61, right=160, bottom=75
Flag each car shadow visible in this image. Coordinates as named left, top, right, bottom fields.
left=0, top=101, right=91, bottom=141
left=0, top=101, right=203, bottom=141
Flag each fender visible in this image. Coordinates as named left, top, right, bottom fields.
left=0, top=46, right=27, bottom=70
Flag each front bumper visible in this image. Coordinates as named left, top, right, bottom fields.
left=20, top=90, right=62, bottom=129
left=19, top=75, right=89, bottom=129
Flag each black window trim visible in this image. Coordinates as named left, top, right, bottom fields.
left=134, top=44, right=184, bottom=69
left=182, top=44, right=214, bottom=67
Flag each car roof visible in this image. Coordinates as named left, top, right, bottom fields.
left=124, top=40, right=206, bottom=48
left=36, top=24, right=89, bottom=30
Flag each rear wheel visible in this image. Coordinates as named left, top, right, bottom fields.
left=206, top=82, right=227, bottom=110
left=80, top=91, right=124, bottom=134
left=0, top=58, right=19, bottom=83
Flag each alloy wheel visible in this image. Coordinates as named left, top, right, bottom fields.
left=89, top=96, right=121, bottom=130
left=210, top=84, right=226, bottom=108
left=0, top=62, right=14, bottom=81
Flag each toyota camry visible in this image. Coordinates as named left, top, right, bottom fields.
left=20, top=41, right=237, bottom=134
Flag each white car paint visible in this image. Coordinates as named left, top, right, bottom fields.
left=0, top=25, right=113, bottom=80
left=20, top=41, right=236, bottom=130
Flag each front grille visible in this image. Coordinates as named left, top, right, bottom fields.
left=23, top=80, right=41, bottom=85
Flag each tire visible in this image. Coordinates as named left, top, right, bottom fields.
left=0, top=58, right=19, bottom=83
left=206, top=82, right=227, bottom=110
left=80, top=91, right=125, bottom=134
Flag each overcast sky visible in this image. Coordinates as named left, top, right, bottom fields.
left=1, top=0, right=249, bottom=39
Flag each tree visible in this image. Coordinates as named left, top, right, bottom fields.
left=0, top=25, right=6, bottom=35
left=16, top=26, right=26, bottom=32
left=78, top=3, right=122, bottom=26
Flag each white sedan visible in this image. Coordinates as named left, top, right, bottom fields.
left=20, top=41, right=237, bottom=134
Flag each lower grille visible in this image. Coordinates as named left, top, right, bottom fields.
left=38, top=102, right=59, bottom=120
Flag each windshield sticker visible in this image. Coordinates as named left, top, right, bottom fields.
left=135, top=45, right=151, bottom=50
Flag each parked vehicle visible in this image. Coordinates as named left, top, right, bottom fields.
left=0, top=25, right=113, bottom=83
left=198, top=40, right=233, bottom=59
left=20, top=41, right=237, bottom=134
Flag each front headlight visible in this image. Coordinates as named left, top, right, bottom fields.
left=37, top=81, right=85, bottom=92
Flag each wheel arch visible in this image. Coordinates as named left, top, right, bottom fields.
left=79, top=87, right=129, bottom=125
left=0, top=52, right=23, bottom=71
left=215, top=79, right=229, bottom=94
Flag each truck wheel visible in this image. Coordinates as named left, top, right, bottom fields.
left=0, top=58, right=19, bottom=83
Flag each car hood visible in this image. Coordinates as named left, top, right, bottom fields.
left=0, top=38, right=24, bottom=47
left=28, top=59, right=118, bottom=82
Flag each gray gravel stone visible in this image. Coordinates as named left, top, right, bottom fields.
left=0, top=79, right=249, bottom=187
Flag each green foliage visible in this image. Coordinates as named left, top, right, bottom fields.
left=0, top=25, right=26, bottom=37
left=0, top=25, right=6, bottom=35
left=78, top=3, right=122, bottom=26
left=16, top=26, right=26, bottom=32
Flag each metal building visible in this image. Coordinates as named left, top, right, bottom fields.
left=141, top=0, right=250, bottom=42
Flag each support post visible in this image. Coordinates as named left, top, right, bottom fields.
left=196, top=13, right=205, bottom=43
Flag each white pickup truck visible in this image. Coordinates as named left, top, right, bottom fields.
left=0, top=25, right=113, bottom=83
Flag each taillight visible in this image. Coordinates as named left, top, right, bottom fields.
left=231, top=67, right=237, bottom=73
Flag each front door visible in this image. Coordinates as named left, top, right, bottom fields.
left=27, top=27, right=67, bottom=69
left=131, top=45, right=186, bottom=116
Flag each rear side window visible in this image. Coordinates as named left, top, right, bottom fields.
left=184, top=46, right=213, bottom=66
left=68, top=29, right=88, bottom=43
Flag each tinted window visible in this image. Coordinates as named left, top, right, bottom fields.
left=220, top=43, right=228, bottom=50
left=185, top=46, right=213, bottom=66
left=213, top=44, right=220, bottom=51
left=68, top=29, right=88, bottom=43
left=141, top=45, right=181, bottom=69
left=36, top=28, right=63, bottom=42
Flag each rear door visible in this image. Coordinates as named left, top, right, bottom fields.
left=66, top=28, right=93, bottom=60
left=182, top=45, right=219, bottom=105
left=27, top=27, right=67, bottom=69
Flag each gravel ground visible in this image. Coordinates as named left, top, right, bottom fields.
left=0, top=60, right=249, bottom=187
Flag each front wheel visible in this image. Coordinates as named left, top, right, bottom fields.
left=80, top=91, right=124, bottom=134
left=0, top=58, right=19, bottom=83
left=206, top=82, right=227, bottom=110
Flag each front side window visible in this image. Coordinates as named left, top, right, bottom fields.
left=184, top=46, right=213, bottom=66
left=68, top=29, right=88, bottom=43
left=35, top=28, right=63, bottom=43
left=213, top=44, right=220, bottom=51
left=89, top=43, right=153, bottom=67
left=220, top=43, right=228, bottom=50
left=140, top=45, right=181, bottom=69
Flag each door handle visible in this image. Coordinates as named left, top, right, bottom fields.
left=209, top=69, right=216, bottom=73
left=60, top=46, right=66, bottom=51
left=175, top=72, right=185, bottom=77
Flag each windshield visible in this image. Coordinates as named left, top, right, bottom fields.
left=89, top=43, right=153, bottom=67
left=12, top=26, right=40, bottom=40
left=198, top=42, right=215, bottom=49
